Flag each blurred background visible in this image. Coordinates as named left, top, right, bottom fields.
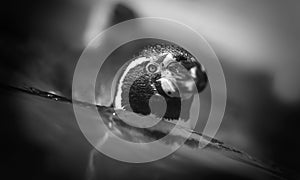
left=1, top=0, right=300, bottom=179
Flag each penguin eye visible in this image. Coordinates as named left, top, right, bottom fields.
left=147, top=63, right=158, bottom=73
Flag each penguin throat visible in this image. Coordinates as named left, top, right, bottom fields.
left=122, top=74, right=192, bottom=121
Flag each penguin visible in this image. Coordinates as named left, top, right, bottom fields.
left=110, top=42, right=208, bottom=131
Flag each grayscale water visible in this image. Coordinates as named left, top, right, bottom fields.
left=1, top=84, right=293, bottom=180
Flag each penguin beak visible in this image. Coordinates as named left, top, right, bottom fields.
left=157, top=53, right=208, bottom=98
left=158, top=67, right=197, bottom=99
left=157, top=77, right=180, bottom=97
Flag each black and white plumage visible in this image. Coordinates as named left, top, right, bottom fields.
left=111, top=43, right=208, bottom=130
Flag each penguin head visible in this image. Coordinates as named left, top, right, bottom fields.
left=112, top=43, right=208, bottom=121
